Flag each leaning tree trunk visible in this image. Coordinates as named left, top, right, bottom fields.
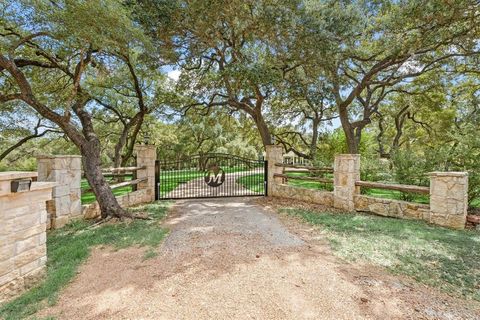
left=251, top=110, right=272, bottom=146
left=81, top=138, right=128, bottom=219
left=339, top=108, right=360, bottom=154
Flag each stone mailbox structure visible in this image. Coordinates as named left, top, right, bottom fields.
left=37, top=155, right=82, bottom=229
left=0, top=172, right=55, bottom=303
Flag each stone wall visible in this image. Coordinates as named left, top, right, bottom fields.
left=265, top=150, right=469, bottom=229
left=272, top=184, right=334, bottom=207
left=0, top=172, right=55, bottom=303
left=135, top=145, right=156, bottom=203
left=429, top=172, right=468, bottom=229
left=83, top=189, right=151, bottom=219
left=37, top=155, right=82, bottom=229
left=265, top=145, right=284, bottom=196
left=354, top=195, right=430, bottom=220
left=333, top=154, right=360, bottom=211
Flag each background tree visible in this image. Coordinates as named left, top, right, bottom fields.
left=0, top=0, right=158, bottom=218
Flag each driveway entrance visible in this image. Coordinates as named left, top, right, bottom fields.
left=155, top=153, right=267, bottom=200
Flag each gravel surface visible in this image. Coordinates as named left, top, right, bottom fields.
left=38, top=198, right=480, bottom=320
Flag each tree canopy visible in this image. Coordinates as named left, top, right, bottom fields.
left=1, top=0, right=480, bottom=213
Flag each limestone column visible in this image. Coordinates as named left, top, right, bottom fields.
left=429, top=172, right=468, bottom=229
left=0, top=172, right=54, bottom=303
left=37, top=155, right=82, bottom=229
left=333, top=154, right=360, bottom=211
left=265, top=145, right=283, bottom=197
left=134, top=145, right=157, bottom=202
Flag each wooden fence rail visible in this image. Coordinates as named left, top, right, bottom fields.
left=274, top=163, right=334, bottom=172
left=274, top=173, right=333, bottom=184
left=101, top=166, right=146, bottom=174
left=355, top=181, right=430, bottom=194
left=109, top=178, right=147, bottom=190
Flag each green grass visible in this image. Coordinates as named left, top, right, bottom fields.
left=362, top=188, right=430, bottom=204
left=281, top=208, right=480, bottom=301
left=0, top=202, right=171, bottom=320
left=285, top=172, right=334, bottom=191
left=237, top=174, right=265, bottom=193
left=81, top=176, right=133, bottom=205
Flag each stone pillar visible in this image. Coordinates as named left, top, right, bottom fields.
left=37, top=155, right=82, bottom=229
left=265, top=145, right=283, bottom=197
left=0, top=172, right=55, bottom=303
left=135, top=145, right=156, bottom=202
left=333, top=154, right=360, bottom=211
left=429, top=172, right=468, bottom=229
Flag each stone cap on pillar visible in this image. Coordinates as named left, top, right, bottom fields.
left=134, top=144, right=157, bottom=151
left=0, top=171, right=38, bottom=181
left=30, top=182, right=57, bottom=191
left=429, top=172, right=468, bottom=177
left=0, top=171, right=54, bottom=197
left=265, top=145, right=283, bottom=152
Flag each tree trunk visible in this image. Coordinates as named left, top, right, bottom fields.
left=81, top=138, right=128, bottom=219
left=0, top=54, right=130, bottom=220
left=310, top=118, right=320, bottom=163
left=251, top=110, right=272, bottom=146
left=113, top=126, right=129, bottom=168
left=338, top=106, right=359, bottom=154
left=120, top=115, right=144, bottom=167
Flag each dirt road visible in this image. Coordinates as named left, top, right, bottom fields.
left=39, top=198, right=480, bottom=319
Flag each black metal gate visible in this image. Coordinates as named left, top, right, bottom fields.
left=155, top=153, right=267, bottom=200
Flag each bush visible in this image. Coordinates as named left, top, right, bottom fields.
left=391, top=150, right=429, bottom=201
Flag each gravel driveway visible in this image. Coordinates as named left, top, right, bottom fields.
left=39, top=198, right=480, bottom=320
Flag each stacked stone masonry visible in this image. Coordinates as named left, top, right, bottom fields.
left=333, top=154, right=360, bottom=211
left=0, top=172, right=55, bottom=303
left=134, top=145, right=157, bottom=203
left=272, top=184, right=334, bottom=207
left=83, top=189, right=151, bottom=219
left=429, top=172, right=468, bottom=229
left=354, top=195, right=430, bottom=220
left=265, top=148, right=468, bottom=229
left=37, top=155, right=82, bottom=229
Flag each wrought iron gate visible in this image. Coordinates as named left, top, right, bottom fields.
left=155, top=153, right=267, bottom=200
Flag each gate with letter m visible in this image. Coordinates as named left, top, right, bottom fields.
left=155, top=153, right=267, bottom=200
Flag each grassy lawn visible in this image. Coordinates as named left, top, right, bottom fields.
left=0, top=202, right=171, bottom=320
left=81, top=176, right=133, bottom=205
left=285, top=172, right=334, bottom=192
left=362, top=188, right=430, bottom=204
left=237, top=173, right=265, bottom=193
left=282, top=208, right=480, bottom=301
